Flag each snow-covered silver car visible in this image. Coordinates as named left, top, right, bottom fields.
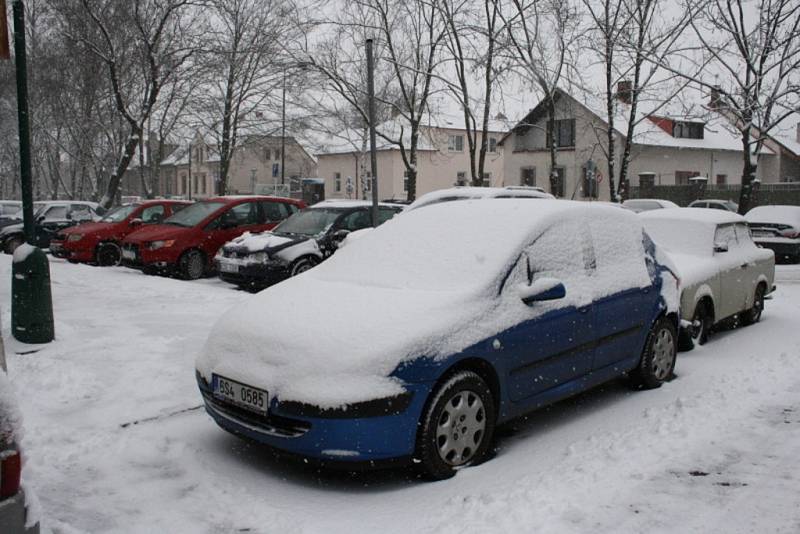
left=407, top=186, right=554, bottom=211
left=641, top=208, right=775, bottom=349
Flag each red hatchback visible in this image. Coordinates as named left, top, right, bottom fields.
left=50, top=200, right=191, bottom=266
left=120, top=196, right=305, bottom=279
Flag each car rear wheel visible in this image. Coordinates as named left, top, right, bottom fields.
left=4, top=236, right=23, bottom=255
left=290, top=257, right=317, bottom=277
left=416, top=371, right=496, bottom=480
left=629, top=316, right=677, bottom=389
left=180, top=250, right=205, bottom=280
left=95, top=243, right=121, bottom=266
left=740, top=284, right=765, bottom=326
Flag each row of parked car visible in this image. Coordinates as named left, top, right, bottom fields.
left=0, top=187, right=788, bottom=480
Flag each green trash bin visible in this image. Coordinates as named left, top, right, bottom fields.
left=11, top=244, right=54, bottom=344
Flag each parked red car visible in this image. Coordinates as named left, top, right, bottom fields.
left=121, top=196, right=305, bottom=279
left=50, top=200, right=191, bottom=266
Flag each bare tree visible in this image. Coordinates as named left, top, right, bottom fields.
left=72, top=0, right=199, bottom=208
left=196, top=0, right=304, bottom=195
left=582, top=0, right=692, bottom=201
left=659, top=0, right=800, bottom=214
left=438, top=0, right=506, bottom=186
left=501, top=0, right=582, bottom=197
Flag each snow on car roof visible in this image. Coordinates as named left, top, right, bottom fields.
left=640, top=207, right=745, bottom=226
left=745, top=205, right=800, bottom=226
left=408, top=186, right=553, bottom=210
left=309, top=200, right=401, bottom=209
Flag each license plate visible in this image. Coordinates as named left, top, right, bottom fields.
left=122, top=249, right=136, bottom=260
left=220, top=261, right=239, bottom=273
left=212, top=375, right=268, bottom=415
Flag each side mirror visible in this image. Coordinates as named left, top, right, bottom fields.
left=331, top=229, right=350, bottom=242
left=713, top=242, right=729, bottom=253
left=519, top=277, right=566, bottom=306
left=130, top=218, right=143, bottom=227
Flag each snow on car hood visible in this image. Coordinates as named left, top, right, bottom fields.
left=197, top=277, right=491, bottom=407
left=226, top=231, right=296, bottom=253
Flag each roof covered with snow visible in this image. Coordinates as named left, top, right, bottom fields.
left=640, top=207, right=745, bottom=226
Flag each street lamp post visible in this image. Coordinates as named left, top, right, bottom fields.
left=8, top=0, right=54, bottom=344
left=281, top=69, right=286, bottom=186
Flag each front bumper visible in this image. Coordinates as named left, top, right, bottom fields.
left=120, top=243, right=178, bottom=270
left=216, top=258, right=289, bottom=287
left=196, top=373, right=430, bottom=463
left=0, top=489, right=40, bottom=534
left=49, top=241, right=94, bottom=262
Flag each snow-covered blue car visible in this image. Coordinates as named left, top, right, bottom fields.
left=196, top=199, right=679, bottom=479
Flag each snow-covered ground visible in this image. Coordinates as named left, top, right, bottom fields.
left=2, top=258, right=799, bottom=534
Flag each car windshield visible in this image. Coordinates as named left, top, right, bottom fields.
left=273, top=208, right=342, bottom=236
left=163, top=201, right=224, bottom=227
left=101, top=204, right=138, bottom=222
left=33, top=202, right=47, bottom=217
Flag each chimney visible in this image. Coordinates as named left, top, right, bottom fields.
left=616, top=80, right=632, bottom=104
left=710, top=85, right=723, bottom=109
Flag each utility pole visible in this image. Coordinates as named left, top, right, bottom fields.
left=9, top=0, right=54, bottom=344
left=187, top=141, right=193, bottom=200
left=366, top=39, right=379, bottom=227
left=280, top=69, right=286, bottom=186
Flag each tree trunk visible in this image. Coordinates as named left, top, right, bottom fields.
left=738, top=134, right=756, bottom=214
left=546, top=97, right=559, bottom=196
left=100, top=128, right=142, bottom=209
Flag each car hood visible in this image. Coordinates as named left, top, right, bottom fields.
left=0, top=222, right=22, bottom=235
left=197, top=275, right=503, bottom=408
left=60, top=221, right=119, bottom=237
left=123, top=224, right=191, bottom=244
left=224, top=231, right=310, bottom=255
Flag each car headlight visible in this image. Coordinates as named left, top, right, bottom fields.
left=148, top=240, right=175, bottom=250
left=249, top=252, right=268, bottom=263
left=67, top=234, right=83, bottom=242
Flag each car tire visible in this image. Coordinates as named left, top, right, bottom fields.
left=628, top=316, right=677, bottom=390
left=740, top=284, right=765, bottom=326
left=290, top=257, right=318, bottom=277
left=678, top=302, right=712, bottom=351
left=95, top=243, right=121, bottom=266
left=179, top=250, right=206, bottom=280
left=416, top=371, right=496, bottom=480
left=4, top=236, right=24, bottom=255
left=142, top=266, right=158, bottom=276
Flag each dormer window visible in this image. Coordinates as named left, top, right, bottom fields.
left=673, top=121, right=704, bottom=139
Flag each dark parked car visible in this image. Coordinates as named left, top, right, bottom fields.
left=197, top=199, right=679, bottom=479
left=745, top=205, right=800, bottom=263
left=50, top=200, right=191, bottom=266
left=121, top=196, right=306, bottom=279
left=216, top=200, right=403, bottom=290
left=0, top=201, right=103, bottom=254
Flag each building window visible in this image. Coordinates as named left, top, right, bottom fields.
left=673, top=121, right=704, bottom=139
left=456, top=171, right=467, bottom=186
left=482, top=172, right=492, bottom=187
left=520, top=167, right=536, bottom=186
left=675, top=170, right=700, bottom=185
left=639, top=174, right=655, bottom=188
left=201, top=173, right=207, bottom=194
left=716, top=174, right=727, bottom=185
left=194, top=175, right=199, bottom=193
left=448, top=134, right=464, bottom=152
left=274, top=149, right=281, bottom=160
left=488, top=137, right=497, bottom=153
left=334, top=172, right=342, bottom=192
left=551, top=119, right=576, bottom=148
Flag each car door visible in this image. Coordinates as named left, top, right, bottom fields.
left=589, top=219, right=656, bottom=371
left=713, top=223, right=746, bottom=319
left=202, top=202, right=261, bottom=257
left=733, top=222, right=762, bottom=310
left=499, top=218, right=596, bottom=403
